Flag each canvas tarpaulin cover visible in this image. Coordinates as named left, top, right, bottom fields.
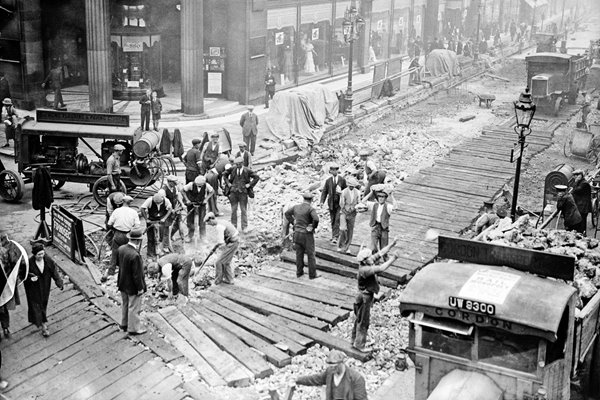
left=425, top=49, right=461, bottom=78
left=264, top=84, right=339, bottom=150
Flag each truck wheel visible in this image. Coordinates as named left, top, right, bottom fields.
left=554, top=98, right=562, bottom=117
left=0, top=170, right=24, bottom=202
left=92, top=176, right=127, bottom=207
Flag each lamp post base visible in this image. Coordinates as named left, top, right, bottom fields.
left=344, top=91, right=354, bottom=117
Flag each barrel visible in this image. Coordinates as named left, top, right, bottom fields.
left=133, top=130, right=162, bottom=158
left=544, top=164, right=574, bottom=200
left=571, top=128, right=593, bottom=158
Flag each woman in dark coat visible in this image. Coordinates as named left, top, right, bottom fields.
left=20, top=243, right=63, bottom=337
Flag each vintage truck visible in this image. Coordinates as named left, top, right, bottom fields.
left=400, top=236, right=600, bottom=400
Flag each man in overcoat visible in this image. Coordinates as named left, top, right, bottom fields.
left=320, top=163, right=346, bottom=244
left=571, top=169, right=592, bottom=234
left=223, top=156, right=259, bottom=233
left=240, top=105, right=258, bottom=155
left=117, top=228, right=147, bottom=335
left=285, top=192, right=320, bottom=279
left=556, top=184, right=583, bottom=233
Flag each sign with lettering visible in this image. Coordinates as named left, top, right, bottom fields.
left=449, top=296, right=496, bottom=315
left=434, top=307, right=514, bottom=331
left=51, top=206, right=86, bottom=263
left=459, top=269, right=520, bottom=304
left=36, top=110, right=130, bottom=127
left=123, top=38, right=145, bottom=52
left=438, top=236, right=575, bottom=281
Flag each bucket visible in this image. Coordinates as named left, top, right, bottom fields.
left=133, top=130, right=162, bottom=158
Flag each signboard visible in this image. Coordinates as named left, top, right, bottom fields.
left=36, top=110, right=130, bottom=128
left=459, top=269, right=521, bottom=304
left=207, top=72, right=223, bottom=95
left=449, top=296, right=496, bottom=315
left=123, top=38, right=145, bottom=52
left=438, top=235, right=575, bottom=281
left=312, top=28, right=319, bottom=41
left=275, top=32, right=284, bottom=45
left=51, top=205, right=86, bottom=263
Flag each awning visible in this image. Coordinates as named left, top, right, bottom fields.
left=523, top=0, right=548, bottom=9
left=400, top=262, right=576, bottom=342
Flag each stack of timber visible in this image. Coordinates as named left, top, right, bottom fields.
left=0, top=285, right=191, bottom=400
left=313, top=117, right=561, bottom=283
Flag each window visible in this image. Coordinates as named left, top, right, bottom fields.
left=478, top=327, right=539, bottom=373
left=412, top=314, right=474, bottom=360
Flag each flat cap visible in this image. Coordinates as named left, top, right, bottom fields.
left=573, top=169, right=584, bottom=175
left=483, top=200, right=495, bottom=207
left=127, top=227, right=145, bottom=240
left=153, top=192, right=164, bottom=203
left=555, top=184, right=568, bottom=191
left=113, top=192, right=125, bottom=204
left=359, top=149, right=370, bottom=156
left=356, top=248, right=372, bottom=262
left=302, top=192, right=314, bottom=200
left=113, top=144, right=125, bottom=151
left=326, top=350, right=347, bottom=364
left=247, top=105, right=255, bottom=110
left=329, top=162, right=340, bottom=170
left=123, top=195, right=134, bottom=203
left=194, top=175, right=206, bottom=185
left=238, top=142, right=247, bottom=147
left=166, top=175, right=178, bottom=182
left=210, top=132, right=220, bottom=138
left=31, top=242, right=44, bottom=256
left=204, top=212, right=216, bottom=222
left=2, top=98, right=12, bottom=106
left=234, top=156, right=244, bottom=163
left=346, top=176, right=359, bottom=187
left=192, top=138, right=202, bottom=145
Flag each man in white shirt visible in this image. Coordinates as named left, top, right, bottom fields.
left=140, top=191, right=173, bottom=258
left=104, top=195, right=140, bottom=281
left=338, top=176, right=361, bottom=254
left=360, top=187, right=396, bottom=253
left=204, top=212, right=239, bottom=285
left=182, top=176, right=214, bottom=243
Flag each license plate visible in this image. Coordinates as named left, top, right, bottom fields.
left=448, top=296, right=496, bottom=316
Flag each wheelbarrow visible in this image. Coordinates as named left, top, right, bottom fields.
left=563, top=126, right=599, bottom=164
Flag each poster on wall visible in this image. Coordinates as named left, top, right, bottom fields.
left=209, top=47, right=221, bottom=57
left=399, top=17, right=404, bottom=27
left=207, top=72, right=222, bottom=95
left=275, top=31, right=284, bottom=45
left=312, top=28, right=319, bottom=40
left=377, top=20, right=383, bottom=30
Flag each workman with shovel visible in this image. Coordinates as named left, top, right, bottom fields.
left=182, top=175, right=214, bottom=243
left=147, top=253, right=199, bottom=296
left=140, top=191, right=172, bottom=258
left=204, top=212, right=239, bottom=285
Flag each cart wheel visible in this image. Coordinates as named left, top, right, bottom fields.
left=52, top=180, right=66, bottom=190
left=554, top=97, right=562, bottom=117
left=92, top=176, right=127, bottom=207
left=0, top=170, right=24, bottom=202
left=145, top=157, right=166, bottom=191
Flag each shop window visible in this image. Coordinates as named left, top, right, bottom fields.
left=266, top=7, right=297, bottom=87
left=478, top=327, right=539, bottom=373
left=298, top=2, right=332, bottom=83
left=391, top=2, right=410, bottom=57
left=370, top=0, right=391, bottom=62
left=412, top=314, right=474, bottom=360
left=332, top=1, right=360, bottom=76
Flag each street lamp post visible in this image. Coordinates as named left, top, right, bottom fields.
left=474, top=0, right=482, bottom=61
left=342, top=4, right=364, bottom=117
left=530, top=0, right=538, bottom=39
left=510, top=88, right=537, bottom=222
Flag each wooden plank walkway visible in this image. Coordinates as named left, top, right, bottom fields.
left=0, top=285, right=190, bottom=400
left=311, top=117, right=563, bottom=284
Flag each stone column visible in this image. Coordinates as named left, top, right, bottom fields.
left=181, top=0, right=204, bottom=115
left=85, top=0, right=112, bottom=113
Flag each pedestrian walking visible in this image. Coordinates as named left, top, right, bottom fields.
left=201, top=132, right=220, bottom=174
left=571, top=170, right=592, bottom=234
left=140, top=191, right=173, bottom=258
left=182, top=175, right=214, bottom=243
left=139, top=89, right=152, bottom=131
left=0, top=234, right=26, bottom=340
left=264, top=69, right=276, bottom=109
left=235, top=142, right=252, bottom=168
left=361, top=187, right=396, bottom=253
left=163, top=175, right=186, bottom=245
left=205, top=212, right=240, bottom=285
left=184, top=138, right=204, bottom=183
left=223, top=156, right=259, bottom=233
left=103, top=195, right=140, bottom=282
left=353, top=240, right=398, bottom=352
left=148, top=253, right=196, bottom=296
left=117, top=227, right=147, bottom=335
left=0, top=73, right=10, bottom=105
left=21, top=243, right=64, bottom=337
left=2, top=98, right=17, bottom=148
left=293, top=350, right=368, bottom=400
left=106, top=143, right=125, bottom=193
left=42, top=63, right=65, bottom=110
left=475, top=200, right=499, bottom=234
left=338, top=176, right=361, bottom=254
left=285, top=192, right=319, bottom=279
left=555, top=184, right=583, bottom=233
left=320, top=163, right=346, bottom=245
left=240, top=105, right=259, bottom=155
left=151, top=91, right=162, bottom=131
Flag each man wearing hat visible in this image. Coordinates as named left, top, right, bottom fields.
left=201, top=132, right=221, bottom=174
left=285, top=192, right=320, bottom=279
left=205, top=212, right=240, bottom=285
left=360, top=187, right=397, bottom=253
left=320, top=163, right=346, bottom=245
left=353, top=239, right=398, bottom=352
left=475, top=200, right=499, bottom=234
left=106, top=144, right=125, bottom=193
left=363, top=162, right=386, bottom=198
left=240, top=105, right=259, bottom=155
left=184, top=138, right=204, bottom=184
left=224, top=156, right=259, bottom=233
left=147, top=253, right=198, bottom=296
left=293, top=349, right=367, bottom=400
left=116, top=227, right=147, bottom=335
left=42, top=63, right=66, bottom=110
left=571, top=170, right=592, bottom=234
left=140, top=191, right=173, bottom=257
left=338, top=176, right=361, bottom=254
left=104, top=195, right=139, bottom=281
left=235, top=142, right=252, bottom=168
left=2, top=98, right=17, bottom=148
left=163, top=175, right=186, bottom=245
left=555, top=184, right=583, bottom=233
left=182, top=175, right=214, bottom=242
left=206, top=153, right=230, bottom=216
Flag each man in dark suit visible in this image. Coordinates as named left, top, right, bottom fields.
left=42, top=64, right=65, bottom=110
left=240, top=105, right=258, bottom=155
left=139, top=89, right=152, bottom=131
left=320, top=163, right=346, bottom=245
left=285, top=192, right=320, bottom=279
left=117, top=228, right=147, bottom=335
left=201, top=132, right=220, bottom=174
left=224, top=156, right=259, bottom=233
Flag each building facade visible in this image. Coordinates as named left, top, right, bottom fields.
left=0, top=0, right=579, bottom=112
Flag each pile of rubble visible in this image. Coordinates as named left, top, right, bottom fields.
left=479, top=215, right=600, bottom=309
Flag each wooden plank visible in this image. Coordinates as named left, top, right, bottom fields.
left=112, top=364, right=174, bottom=400
left=44, top=246, right=103, bottom=299
left=145, top=312, right=227, bottom=387
left=159, top=306, right=254, bottom=387
left=180, top=305, right=273, bottom=379
left=138, top=374, right=187, bottom=400
left=256, top=266, right=353, bottom=298
left=183, top=380, right=220, bottom=400
left=268, top=314, right=371, bottom=362
left=64, top=351, right=155, bottom=400
left=245, top=275, right=353, bottom=310
left=209, top=281, right=329, bottom=331
left=195, top=306, right=291, bottom=368
left=203, top=291, right=314, bottom=347
left=224, top=277, right=347, bottom=323
left=199, top=297, right=306, bottom=356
